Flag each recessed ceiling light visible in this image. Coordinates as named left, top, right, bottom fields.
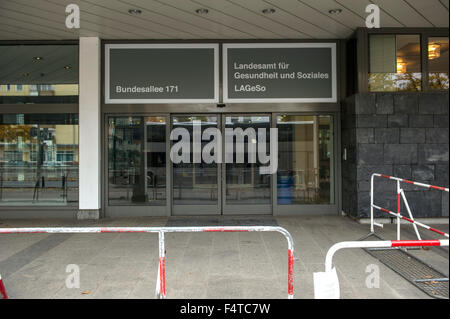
left=33, top=56, right=43, bottom=61
left=128, top=9, right=142, bottom=15
left=262, top=8, right=276, bottom=14
left=64, top=65, right=72, bottom=70
left=195, top=8, right=209, bottom=14
left=328, top=8, right=342, bottom=14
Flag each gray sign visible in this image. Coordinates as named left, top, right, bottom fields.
left=105, top=44, right=219, bottom=104
left=224, top=43, right=336, bottom=103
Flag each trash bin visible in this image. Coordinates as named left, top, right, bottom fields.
left=277, top=174, right=294, bottom=205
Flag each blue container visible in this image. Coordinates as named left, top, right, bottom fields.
left=277, top=175, right=294, bottom=205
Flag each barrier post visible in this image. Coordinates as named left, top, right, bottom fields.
left=158, top=231, right=166, bottom=299
left=397, top=180, right=401, bottom=241
left=370, top=174, right=374, bottom=233
left=0, top=274, right=7, bottom=299
left=400, top=189, right=422, bottom=240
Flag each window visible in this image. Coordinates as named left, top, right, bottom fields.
left=369, top=34, right=421, bottom=92
left=428, top=37, right=449, bottom=90
left=56, top=151, right=75, bottom=163
left=4, top=151, right=23, bottom=162
left=40, top=84, right=54, bottom=91
left=0, top=113, right=79, bottom=206
left=0, top=44, right=78, bottom=103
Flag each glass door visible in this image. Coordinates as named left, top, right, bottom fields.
left=171, top=115, right=220, bottom=215
left=106, top=115, right=168, bottom=216
left=222, top=115, right=272, bottom=215
left=275, top=114, right=335, bottom=214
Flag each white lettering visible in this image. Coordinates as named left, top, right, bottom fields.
left=65, top=4, right=80, bottom=29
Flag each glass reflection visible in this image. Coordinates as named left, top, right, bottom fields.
left=108, top=116, right=166, bottom=206
left=172, top=116, right=218, bottom=205
left=277, top=115, right=333, bottom=205
left=369, top=35, right=422, bottom=92
left=428, top=37, right=449, bottom=90
left=0, top=114, right=79, bottom=205
left=225, top=116, right=271, bottom=205
left=0, top=45, right=79, bottom=104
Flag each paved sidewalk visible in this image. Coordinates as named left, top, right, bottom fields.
left=0, top=216, right=447, bottom=299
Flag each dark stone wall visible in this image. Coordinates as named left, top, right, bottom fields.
left=342, top=92, right=449, bottom=218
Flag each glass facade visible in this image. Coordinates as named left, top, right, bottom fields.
left=106, top=113, right=336, bottom=214
left=277, top=115, right=333, bottom=205
left=0, top=114, right=79, bottom=206
left=369, top=34, right=422, bottom=92
left=0, top=44, right=78, bottom=104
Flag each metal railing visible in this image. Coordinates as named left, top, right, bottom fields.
left=314, top=239, right=449, bottom=299
left=370, top=173, right=449, bottom=240
left=0, top=226, right=294, bottom=299
left=324, top=239, right=449, bottom=273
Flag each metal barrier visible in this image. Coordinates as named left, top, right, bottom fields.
left=0, top=274, right=7, bottom=299
left=370, top=173, right=449, bottom=240
left=0, top=226, right=294, bottom=299
left=314, top=239, right=449, bottom=299
left=324, top=239, right=449, bottom=273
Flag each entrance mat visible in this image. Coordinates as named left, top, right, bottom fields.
left=165, top=216, right=278, bottom=227
left=361, top=234, right=448, bottom=299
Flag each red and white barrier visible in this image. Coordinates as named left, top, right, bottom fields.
left=314, top=239, right=449, bottom=299
left=370, top=173, right=449, bottom=240
left=0, top=226, right=294, bottom=299
left=0, top=274, right=7, bottom=299
left=372, top=205, right=449, bottom=238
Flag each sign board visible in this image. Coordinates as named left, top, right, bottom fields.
left=223, top=43, right=337, bottom=103
left=105, top=44, right=219, bottom=104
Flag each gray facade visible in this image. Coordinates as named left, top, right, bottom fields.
left=342, top=92, right=449, bottom=218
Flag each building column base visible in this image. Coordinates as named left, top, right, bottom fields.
left=77, top=209, right=100, bottom=220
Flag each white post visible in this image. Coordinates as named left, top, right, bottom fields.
left=400, top=189, right=422, bottom=240
left=370, top=174, right=375, bottom=233
left=78, top=37, right=101, bottom=219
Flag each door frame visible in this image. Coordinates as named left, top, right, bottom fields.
left=272, top=112, right=340, bottom=216
left=170, top=114, right=221, bottom=216
left=221, top=113, right=272, bottom=215
left=103, top=113, right=171, bottom=217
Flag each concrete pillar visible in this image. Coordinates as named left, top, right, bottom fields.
left=78, top=37, right=101, bottom=219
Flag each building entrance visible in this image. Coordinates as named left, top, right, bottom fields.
left=171, top=114, right=272, bottom=215
left=105, top=113, right=335, bottom=217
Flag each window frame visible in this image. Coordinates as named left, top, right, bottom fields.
left=0, top=40, right=79, bottom=213
left=427, top=35, right=449, bottom=91
left=355, top=27, right=449, bottom=93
